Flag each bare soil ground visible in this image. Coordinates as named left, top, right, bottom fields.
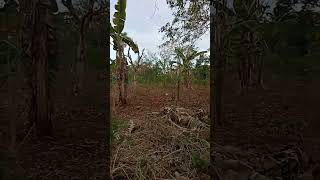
left=1, top=73, right=319, bottom=180
left=112, top=85, right=210, bottom=179
left=0, top=70, right=109, bottom=179
left=112, top=76, right=320, bottom=179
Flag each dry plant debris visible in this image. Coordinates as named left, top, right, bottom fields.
left=111, top=106, right=210, bottom=180
left=112, top=106, right=319, bottom=180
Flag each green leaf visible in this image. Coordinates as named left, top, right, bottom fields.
left=189, top=51, right=207, bottom=61
left=122, top=33, right=139, bottom=53
left=174, top=47, right=186, bottom=61
left=110, top=23, right=116, bottom=34
left=112, top=0, right=127, bottom=34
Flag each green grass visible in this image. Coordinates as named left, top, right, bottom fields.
left=111, top=118, right=129, bottom=145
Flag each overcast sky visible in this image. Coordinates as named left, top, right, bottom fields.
left=110, top=0, right=210, bottom=60
left=3, top=0, right=316, bottom=61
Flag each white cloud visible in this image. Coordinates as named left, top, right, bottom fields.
left=110, top=0, right=210, bottom=59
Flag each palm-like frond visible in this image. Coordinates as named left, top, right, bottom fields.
left=174, top=47, right=207, bottom=70
left=189, top=51, right=207, bottom=61
left=174, top=47, right=186, bottom=61
left=122, top=33, right=139, bottom=53
left=110, top=0, right=139, bottom=54
left=112, top=0, right=126, bottom=33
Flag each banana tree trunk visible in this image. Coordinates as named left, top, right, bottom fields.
left=185, top=69, right=192, bottom=89
left=211, top=1, right=226, bottom=179
left=123, top=58, right=128, bottom=104
left=33, top=2, right=52, bottom=137
left=256, top=55, right=264, bottom=89
left=73, top=29, right=86, bottom=96
left=8, top=59, right=17, bottom=152
left=248, top=32, right=255, bottom=87
left=133, top=72, right=137, bottom=87
left=72, top=14, right=92, bottom=97
left=4, top=7, right=16, bottom=151
left=35, top=47, right=51, bottom=137
left=239, top=32, right=251, bottom=94
left=132, top=67, right=138, bottom=91
left=7, top=46, right=16, bottom=152
left=251, top=33, right=264, bottom=89
left=116, top=55, right=123, bottom=105
left=175, top=67, right=181, bottom=106
left=21, top=0, right=35, bottom=134
left=116, top=42, right=127, bottom=106
left=213, top=0, right=226, bottom=127
left=111, top=90, right=116, bottom=116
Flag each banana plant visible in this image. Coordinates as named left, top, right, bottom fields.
left=110, top=0, right=139, bottom=105
left=174, top=46, right=207, bottom=89
left=223, top=0, right=270, bottom=93
left=171, top=46, right=206, bottom=105
left=61, top=0, right=107, bottom=96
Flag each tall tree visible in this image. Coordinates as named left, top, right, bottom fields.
left=160, top=0, right=210, bottom=45
left=231, top=0, right=269, bottom=93
left=1, top=0, right=19, bottom=152
left=20, top=0, right=58, bottom=137
left=110, top=0, right=139, bottom=106
left=210, top=0, right=227, bottom=179
left=61, top=0, right=107, bottom=97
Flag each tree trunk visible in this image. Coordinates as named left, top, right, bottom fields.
left=116, top=43, right=127, bottom=106
left=132, top=70, right=137, bottom=96
left=239, top=31, right=264, bottom=93
left=116, top=56, right=123, bottom=104
left=133, top=72, right=137, bottom=87
left=239, top=32, right=251, bottom=94
left=213, top=23, right=225, bottom=126
left=32, top=1, right=52, bottom=137
left=213, top=56, right=224, bottom=127
left=8, top=73, right=17, bottom=153
left=73, top=14, right=92, bottom=97
left=8, top=57, right=17, bottom=153
left=254, top=33, right=264, bottom=89
left=210, top=0, right=226, bottom=178
left=21, top=0, right=35, bottom=135
left=257, top=56, right=264, bottom=88
left=4, top=6, right=16, bottom=151
left=35, top=47, right=51, bottom=137
left=6, top=34, right=16, bottom=153
left=73, top=30, right=86, bottom=97
left=123, top=58, right=128, bottom=104
left=176, top=67, right=181, bottom=106
left=184, top=70, right=192, bottom=89
left=111, top=90, right=116, bottom=117
left=23, top=0, right=52, bottom=137
left=176, top=78, right=180, bottom=106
